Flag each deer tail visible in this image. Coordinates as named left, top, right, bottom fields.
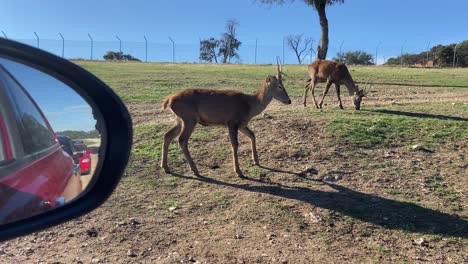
left=162, top=96, right=172, bottom=111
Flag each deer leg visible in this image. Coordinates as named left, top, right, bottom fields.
left=310, top=78, right=319, bottom=109
left=318, top=81, right=333, bottom=109
left=240, top=126, right=259, bottom=166
left=303, top=79, right=311, bottom=107
left=228, top=124, right=243, bottom=178
left=178, top=119, right=200, bottom=176
left=161, top=118, right=182, bottom=173
left=335, top=84, right=344, bottom=109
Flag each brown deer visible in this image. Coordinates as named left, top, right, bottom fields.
left=161, top=58, right=291, bottom=178
left=303, top=59, right=371, bottom=110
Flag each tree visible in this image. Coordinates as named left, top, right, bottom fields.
left=199, top=37, right=220, bottom=63
left=333, top=50, right=374, bottom=65
left=218, top=19, right=242, bottom=63
left=457, top=40, right=468, bottom=67
left=260, top=0, right=344, bottom=60
left=287, top=34, right=313, bottom=64
left=103, top=51, right=141, bottom=61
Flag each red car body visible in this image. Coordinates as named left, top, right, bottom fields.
left=0, top=65, right=82, bottom=225
left=74, top=142, right=92, bottom=175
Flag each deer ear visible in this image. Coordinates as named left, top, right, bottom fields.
left=266, top=75, right=272, bottom=83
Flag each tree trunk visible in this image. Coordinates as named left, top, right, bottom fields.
left=316, top=4, right=329, bottom=60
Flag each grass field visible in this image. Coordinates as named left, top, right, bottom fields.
left=4, top=62, right=467, bottom=263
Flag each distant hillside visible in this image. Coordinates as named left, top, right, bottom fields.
left=56, top=130, right=100, bottom=139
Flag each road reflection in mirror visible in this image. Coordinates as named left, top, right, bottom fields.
left=0, top=57, right=103, bottom=225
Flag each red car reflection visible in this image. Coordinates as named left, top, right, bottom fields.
left=73, top=142, right=92, bottom=175
left=0, top=64, right=82, bottom=225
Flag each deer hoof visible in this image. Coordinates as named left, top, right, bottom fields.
left=161, top=165, right=171, bottom=174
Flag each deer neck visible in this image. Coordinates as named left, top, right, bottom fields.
left=250, top=82, right=273, bottom=117
left=343, top=78, right=358, bottom=96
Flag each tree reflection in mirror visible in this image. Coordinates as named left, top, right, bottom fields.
left=0, top=57, right=103, bottom=225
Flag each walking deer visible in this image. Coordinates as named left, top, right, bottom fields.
left=161, top=58, right=291, bottom=178
left=303, top=59, right=372, bottom=110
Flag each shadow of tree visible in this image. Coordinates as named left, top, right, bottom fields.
left=171, top=172, right=468, bottom=238
left=370, top=109, right=468, bottom=122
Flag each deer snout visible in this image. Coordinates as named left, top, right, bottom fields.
left=285, top=99, right=291, bottom=105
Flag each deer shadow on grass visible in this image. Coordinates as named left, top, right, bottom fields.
left=257, top=165, right=318, bottom=179
left=170, top=172, right=468, bottom=238
left=369, top=109, right=468, bottom=122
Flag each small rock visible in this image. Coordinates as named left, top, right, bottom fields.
left=412, top=145, right=433, bottom=153
left=116, top=221, right=128, bottom=227
left=323, top=175, right=342, bottom=182
left=307, top=212, right=323, bottom=223
left=168, top=206, right=177, bottom=211
left=127, top=249, right=138, bottom=257
left=86, top=228, right=98, bottom=237
left=412, top=145, right=424, bottom=151
left=91, top=258, right=100, bottom=263
left=413, top=238, right=429, bottom=247
left=262, top=113, right=273, bottom=119
left=266, top=233, right=276, bottom=240
left=129, top=218, right=141, bottom=226
left=0, top=248, right=6, bottom=255
left=303, top=166, right=319, bottom=175
left=24, top=248, right=34, bottom=255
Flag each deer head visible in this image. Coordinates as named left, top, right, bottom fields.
left=353, top=80, right=372, bottom=110
left=266, top=57, right=291, bottom=104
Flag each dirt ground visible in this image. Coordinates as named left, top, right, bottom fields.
left=0, top=85, right=467, bottom=264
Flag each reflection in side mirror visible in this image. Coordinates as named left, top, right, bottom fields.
left=0, top=58, right=102, bottom=225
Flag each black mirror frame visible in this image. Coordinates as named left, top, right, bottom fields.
left=0, top=38, right=132, bottom=241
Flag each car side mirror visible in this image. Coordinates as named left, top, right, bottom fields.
left=0, top=38, right=132, bottom=241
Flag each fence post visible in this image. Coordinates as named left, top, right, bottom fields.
left=400, top=40, right=406, bottom=67
left=282, top=37, right=285, bottom=64
left=59, top=33, right=65, bottom=58
left=1, top=31, right=7, bottom=39
left=339, top=41, right=344, bottom=62
left=453, top=43, right=460, bottom=68
left=254, top=38, right=258, bottom=64
left=88, top=33, right=93, bottom=60
left=116, top=36, right=121, bottom=53
left=426, top=41, right=431, bottom=67
left=144, top=35, right=148, bottom=62
left=34, top=32, right=39, bottom=48
left=375, top=41, right=382, bottom=65
left=168, top=36, right=175, bottom=63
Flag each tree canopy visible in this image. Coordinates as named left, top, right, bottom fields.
left=199, top=19, right=242, bottom=63
left=333, top=50, right=374, bottom=65
left=386, top=40, right=468, bottom=67
left=103, top=51, right=141, bottom=61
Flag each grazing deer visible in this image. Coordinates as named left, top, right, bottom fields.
left=161, top=58, right=291, bottom=178
left=303, top=59, right=371, bottom=110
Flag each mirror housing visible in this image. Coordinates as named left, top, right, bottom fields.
left=0, top=38, right=132, bottom=241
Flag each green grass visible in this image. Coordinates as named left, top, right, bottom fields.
left=323, top=102, right=468, bottom=149
left=132, top=123, right=224, bottom=162
left=74, top=61, right=468, bottom=103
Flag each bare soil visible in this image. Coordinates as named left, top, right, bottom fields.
left=1, top=85, right=467, bottom=264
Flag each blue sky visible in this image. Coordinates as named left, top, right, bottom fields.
left=1, top=0, right=467, bottom=63
left=0, top=58, right=96, bottom=132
